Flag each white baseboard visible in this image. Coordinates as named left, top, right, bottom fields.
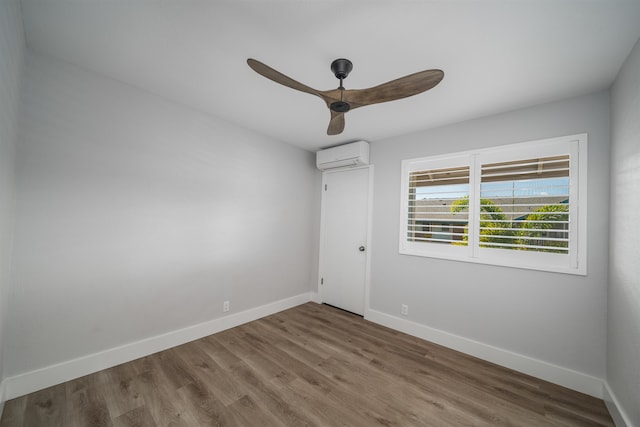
left=309, top=291, right=322, bottom=304
left=365, top=309, right=604, bottom=399
left=0, top=378, right=6, bottom=420
left=4, top=292, right=314, bottom=400
left=603, top=382, right=631, bottom=427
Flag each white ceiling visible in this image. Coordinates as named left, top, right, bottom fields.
left=19, top=0, right=640, bottom=151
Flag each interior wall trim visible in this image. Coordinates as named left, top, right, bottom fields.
left=3, top=292, right=315, bottom=400
left=0, top=379, right=6, bottom=420
left=365, top=309, right=604, bottom=399
left=604, top=382, right=631, bottom=427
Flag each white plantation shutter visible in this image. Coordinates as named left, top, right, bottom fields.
left=400, top=134, right=587, bottom=275
left=407, top=166, right=470, bottom=245
left=400, top=154, right=473, bottom=259
left=478, top=155, right=570, bottom=253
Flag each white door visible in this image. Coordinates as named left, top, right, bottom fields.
left=319, top=166, right=371, bottom=315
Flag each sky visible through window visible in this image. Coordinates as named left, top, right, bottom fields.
left=415, top=177, right=569, bottom=200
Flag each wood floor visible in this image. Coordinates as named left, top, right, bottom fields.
left=1, top=303, right=614, bottom=426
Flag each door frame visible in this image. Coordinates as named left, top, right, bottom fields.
left=318, top=165, right=374, bottom=317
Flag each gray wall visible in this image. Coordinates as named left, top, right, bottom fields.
left=370, top=91, right=610, bottom=379
left=0, top=0, right=25, bottom=398
left=5, top=53, right=319, bottom=377
left=609, top=37, right=640, bottom=426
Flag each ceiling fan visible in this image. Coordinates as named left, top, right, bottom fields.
left=247, top=58, right=444, bottom=135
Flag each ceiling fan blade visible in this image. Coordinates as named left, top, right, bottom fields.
left=345, top=69, right=444, bottom=108
left=247, top=58, right=324, bottom=98
left=327, top=111, right=345, bottom=135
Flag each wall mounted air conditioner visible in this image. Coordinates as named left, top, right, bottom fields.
left=316, top=140, right=370, bottom=170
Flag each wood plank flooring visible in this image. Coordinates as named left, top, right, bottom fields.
left=1, top=303, right=614, bottom=426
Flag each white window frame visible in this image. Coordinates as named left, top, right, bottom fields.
left=399, top=134, right=587, bottom=275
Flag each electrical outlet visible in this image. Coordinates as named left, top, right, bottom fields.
left=223, top=300, right=230, bottom=312
left=401, top=304, right=408, bottom=316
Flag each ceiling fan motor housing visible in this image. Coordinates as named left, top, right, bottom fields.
left=330, top=101, right=351, bottom=112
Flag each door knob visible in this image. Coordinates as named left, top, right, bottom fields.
left=358, top=246, right=366, bottom=252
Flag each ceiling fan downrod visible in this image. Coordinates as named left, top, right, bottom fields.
left=330, top=58, right=353, bottom=113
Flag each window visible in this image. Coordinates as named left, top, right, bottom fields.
left=400, top=134, right=587, bottom=275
